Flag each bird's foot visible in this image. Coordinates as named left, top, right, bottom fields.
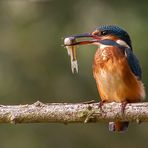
left=98, top=100, right=106, bottom=111
left=121, top=101, right=127, bottom=114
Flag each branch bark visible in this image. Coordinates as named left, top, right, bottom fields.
left=0, top=101, right=147, bottom=124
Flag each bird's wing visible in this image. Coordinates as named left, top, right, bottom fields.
left=125, top=48, right=142, bottom=80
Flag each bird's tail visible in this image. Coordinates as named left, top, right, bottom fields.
left=109, top=121, right=129, bottom=132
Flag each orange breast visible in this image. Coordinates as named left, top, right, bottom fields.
left=93, top=46, right=145, bottom=103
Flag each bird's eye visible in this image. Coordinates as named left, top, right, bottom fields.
left=101, top=31, right=107, bottom=36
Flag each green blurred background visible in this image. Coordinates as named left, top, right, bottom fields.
left=0, top=0, right=148, bottom=148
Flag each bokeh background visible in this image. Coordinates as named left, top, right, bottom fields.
left=0, top=0, right=148, bottom=148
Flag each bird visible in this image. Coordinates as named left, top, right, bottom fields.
left=65, top=25, right=145, bottom=132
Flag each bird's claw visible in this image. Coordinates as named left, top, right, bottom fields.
left=121, top=101, right=127, bottom=114
left=98, top=101, right=105, bottom=111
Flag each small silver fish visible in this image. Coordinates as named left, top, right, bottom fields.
left=64, top=37, right=78, bottom=73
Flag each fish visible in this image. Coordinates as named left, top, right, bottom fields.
left=64, top=37, right=78, bottom=73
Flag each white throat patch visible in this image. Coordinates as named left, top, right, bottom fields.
left=116, top=39, right=130, bottom=48
left=99, top=44, right=112, bottom=49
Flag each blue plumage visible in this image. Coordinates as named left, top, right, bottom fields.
left=97, top=25, right=132, bottom=49
left=125, top=48, right=142, bottom=80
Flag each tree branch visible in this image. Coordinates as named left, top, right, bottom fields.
left=0, top=101, right=147, bottom=124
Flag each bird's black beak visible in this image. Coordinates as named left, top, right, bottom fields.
left=64, top=32, right=101, bottom=46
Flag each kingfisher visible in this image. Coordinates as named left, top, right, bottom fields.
left=65, top=25, right=145, bottom=132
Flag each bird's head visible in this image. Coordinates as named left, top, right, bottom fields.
left=65, top=25, right=132, bottom=49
